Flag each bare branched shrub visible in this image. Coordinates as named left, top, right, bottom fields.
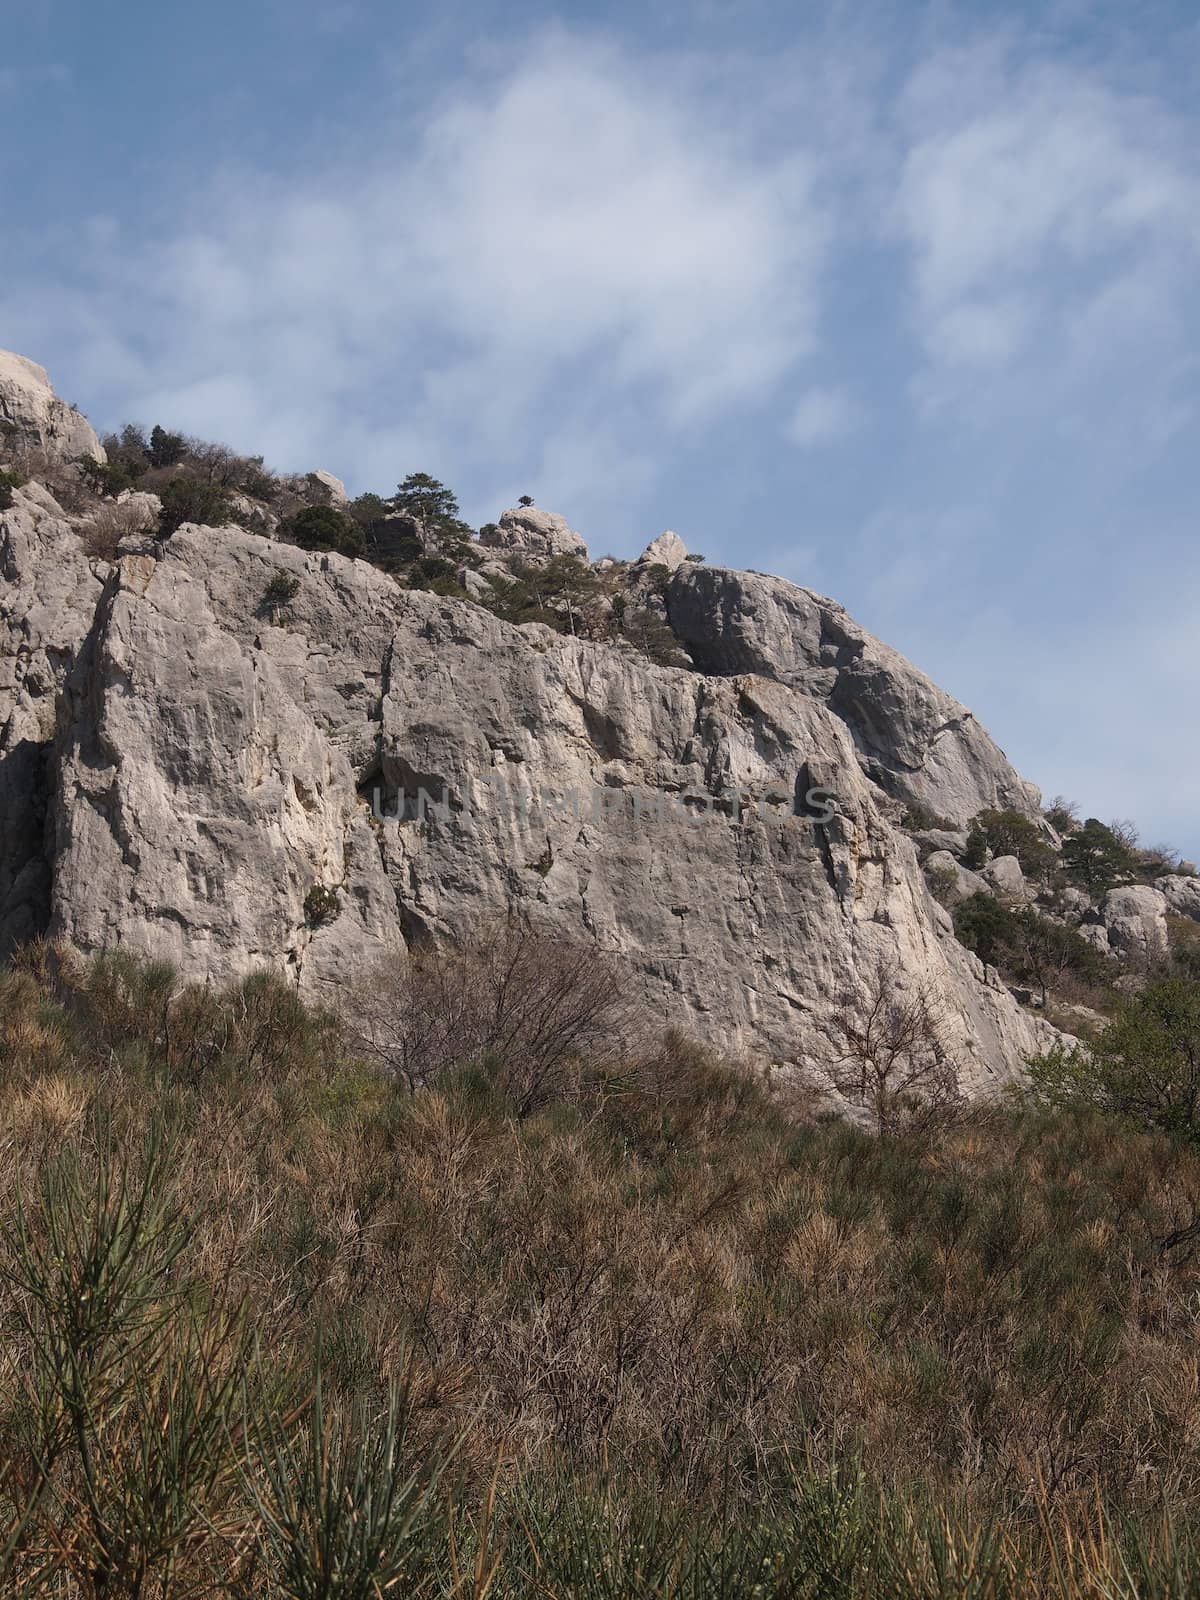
left=342, top=923, right=631, bottom=1112
left=9, top=452, right=102, bottom=516
left=826, top=960, right=962, bottom=1136
left=81, top=499, right=157, bottom=561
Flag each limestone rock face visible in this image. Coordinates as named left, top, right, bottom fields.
left=0, top=350, right=105, bottom=465
left=1100, top=885, right=1169, bottom=960
left=0, top=352, right=1085, bottom=1100
left=639, top=530, right=688, bottom=571
left=1159, top=875, right=1200, bottom=923
left=0, top=486, right=104, bottom=954
left=481, top=506, right=589, bottom=562
left=26, top=521, right=1058, bottom=1093
left=666, top=564, right=1040, bottom=825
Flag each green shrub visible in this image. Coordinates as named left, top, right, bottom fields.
left=900, top=801, right=957, bottom=832
left=1045, top=796, right=1079, bottom=833
left=0, top=467, right=24, bottom=511
left=282, top=505, right=365, bottom=558
left=954, top=892, right=1113, bottom=1001
left=1062, top=818, right=1137, bottom=894
left=963, top=808, right=1058, bottom=879
left=241, top=462, right=281, bottom=501
left=260, top=570, right=301, bottom=615
left=926, top=863, right=960, bottom=905
left=157, top=475, right=235, bottom=537
left=303, top=883, right=340, bottom=926
left=392, top=472, right=461, bottom=525
left=619, top=607, right=690, bottom=667
left=1027, top=976, right=1200, bottom=1140
left=148, top=424, right=187, bottom=469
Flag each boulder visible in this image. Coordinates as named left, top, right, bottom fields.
left=923, top=851, right=991, bottom=906
left=309, top=469, right=348, bottom=505
left=983, top=855, right=1029, bottom=901
left=1100, top=885, right=1169, bottom=960
left=638, top=530, right=688, bottom=571
left=116, top=489, right=163, bottom=531
left=0, top=350, right=105, bottom=465
left=481, top=506, right=588, bottom=562
left=1053, top=886, right=1093, bottom=918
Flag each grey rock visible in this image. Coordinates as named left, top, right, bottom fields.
left=35, top=521, right=1059, bottom=1093
left=666, top=564, right=1041, bottom=825
left=0, top=351, right=1081, bottom=1098
left=1078, top=924, right=1111, bottom=954
left=1159, top=875, right=1200, bottom=922
left=1100, top=885, right=1169, bottom=960
left=923, top=851, right=990, bottom=906
left=1053, top=886, right=1093, bottom=918
left=481, top=506, right=588, bottom=561
left=309, top=470, right=349, bottom=505
left=914, top=827, right=969, bottom=858
left=0, top=489, right=104, bottom=954
left=0, top=350, right=105, bottom=465
left=114, top=490, right=163, bottom=534
left=983, top=855, right=1029, bottom=901
left=639, top=530, right=688, bottom=571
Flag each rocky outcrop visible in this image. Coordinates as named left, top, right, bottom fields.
left=0, top=484, right=104, bottom=953
left=1160, top=875, right=1200, bottom=923
left=666, top=564, right=1040, bottom=825
left=308, top=470, right=348, bottom=505
left=983, top=856, right=1029, bottom=902
left=1100, top=885, right=1169, bottom=960
left=639, top=530, right=688, bottom=571
left=481, top=506, right=589, bottom=562
left=0, top=350, right=104, bottom=465
left=923, top=851, right=989, bottom=906
left=8, top=517, right=1054, bottom=1094
left=0, top=353, right=1092, bottom=1102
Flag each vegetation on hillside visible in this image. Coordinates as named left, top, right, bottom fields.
left=4, top=419, right=693, bottom=671
left=2, top=935, right=1200, bottom=1594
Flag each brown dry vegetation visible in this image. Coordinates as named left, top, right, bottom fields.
left=2, top=939, right=1200, bottom=1595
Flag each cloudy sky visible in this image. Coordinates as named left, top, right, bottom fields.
left=3, top=0, right=1198, bottom=856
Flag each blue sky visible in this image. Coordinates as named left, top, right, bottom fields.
left=3, top=0, right=1198, bottom=857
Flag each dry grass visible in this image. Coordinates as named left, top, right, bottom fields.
left=2, top=942, right=1200, bottom=1593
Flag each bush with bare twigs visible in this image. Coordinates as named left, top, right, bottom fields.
left=340, top=922, right=632, bottom=1112
left=825, top=959, right=963, bottom=1135
left=80, top=499, right=158, bottom=561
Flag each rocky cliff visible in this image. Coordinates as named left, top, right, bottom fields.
left=0, top=350, right=1133, bottom=1098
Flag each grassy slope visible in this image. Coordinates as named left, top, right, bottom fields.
left=2, top=947, right=1200, bottom=1595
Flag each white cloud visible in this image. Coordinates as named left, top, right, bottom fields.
left=894, top=46, right=1200, bottom=401
left=784, top=386, right=859, bottom=447
left=5, top=30, right=827, bottom=528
